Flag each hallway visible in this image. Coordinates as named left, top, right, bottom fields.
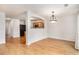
left=0, top=38, right=79, bottom=55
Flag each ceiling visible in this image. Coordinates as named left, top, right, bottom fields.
left=0, top=4, right=78, bottom=19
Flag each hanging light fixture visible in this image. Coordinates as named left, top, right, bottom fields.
left=50, top=11, right=57, bottom=23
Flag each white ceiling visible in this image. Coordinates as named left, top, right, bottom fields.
left=0, top=4, right=78, bottom=19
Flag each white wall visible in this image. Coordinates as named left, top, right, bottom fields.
left=48, top=14, right=77, bottom=41
left=26, top=11, right=47, bottom=45
left=75, top=14, right=79, bottom=49
left=6, top=20, right=11, bottom=37
left=0, top=12, right=5, bottom=44
left=11, top=19, right=20, bottom=38
left=20, top=20, right=25, bottom=25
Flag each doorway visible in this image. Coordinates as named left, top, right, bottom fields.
left=20, top=20, right=26, bottom=44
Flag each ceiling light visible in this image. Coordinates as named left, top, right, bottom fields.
left=64, top=4, right=68, bottom=7
left=50, top=11, right=57, bottom=23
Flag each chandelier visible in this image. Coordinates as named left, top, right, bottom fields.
left=50, top=11, right=57, bottom=23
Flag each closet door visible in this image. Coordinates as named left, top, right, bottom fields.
left=0, top=13, right=5, bottom=44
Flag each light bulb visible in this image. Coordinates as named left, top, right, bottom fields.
left=50, top=20, right=57, bottom=23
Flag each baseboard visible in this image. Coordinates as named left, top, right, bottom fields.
left=47, top=37, right=75, bottom=42
left=0, top=41, right=5, bottom=44
left=48, top=36, right=75, bottom=42
left=75, top=47, right=79, bottom=50
left=27, top=37, right=47, bottom=45
left=11, top=36, right=20, bottom=39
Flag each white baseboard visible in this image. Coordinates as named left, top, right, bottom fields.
left=27, top=37, right=47, bottom=45
left=0, top=40, right=5, bottom=44
left=48, top=36, right=75, bottom=42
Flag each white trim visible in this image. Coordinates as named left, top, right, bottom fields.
left=27, top=37, right=47, bottom=45
left=0, top=40, right=5, bottom=44
left=48, top=36, right=75, bottom=42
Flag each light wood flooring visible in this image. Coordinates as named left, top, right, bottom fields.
left=0, top=37, right=79, bottom=55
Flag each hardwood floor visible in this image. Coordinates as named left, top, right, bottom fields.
left=0, top=38, right=79, bottom=55
left=20, top=32, right=26, bottom=44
